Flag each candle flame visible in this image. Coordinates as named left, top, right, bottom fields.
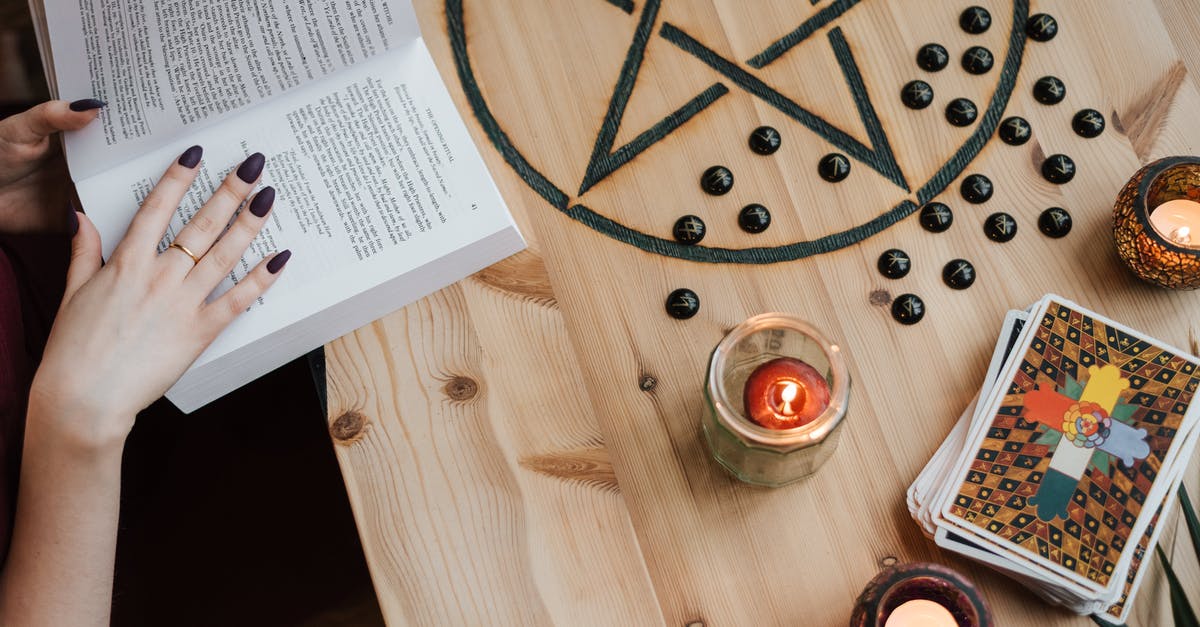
left=1172, top=225, right=1193, bottom=246
left=780, top=382, right=799, bottom=403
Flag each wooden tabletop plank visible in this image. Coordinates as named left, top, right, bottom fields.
left=328, top=1, right=1200, bottom=624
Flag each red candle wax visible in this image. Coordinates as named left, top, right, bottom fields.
left=742, top=357, right=831, bottom=429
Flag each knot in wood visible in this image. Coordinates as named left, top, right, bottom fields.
left=639, top=374, right=658, bottom=392
left=869, top=289, right=892, bottom=307
left=444, top=376, right=479, bottom=401
left=330, top=410, right=366, bottom=443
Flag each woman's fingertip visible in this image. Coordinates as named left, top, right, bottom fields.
left=248, top=186, right=275, bottom=217
left=236, top=152, right=266, bottom=183
left=266, top=249, right=291, bottom=274
left=177, top=145, right=203, bottom=168
left=68, top=98, right=106, bottom=112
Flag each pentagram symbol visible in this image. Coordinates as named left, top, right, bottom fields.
left=448, top=0, right=1030, bottom=263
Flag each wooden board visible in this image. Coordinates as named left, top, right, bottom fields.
left=325, top=1, right=1200, bottom=624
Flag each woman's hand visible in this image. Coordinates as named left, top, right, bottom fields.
left=0, top=99, right=105, bottom=234
left=27, top=147, right=291, bottom=449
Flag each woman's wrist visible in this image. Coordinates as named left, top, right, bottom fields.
left=25, top=382, right=133, bottom=456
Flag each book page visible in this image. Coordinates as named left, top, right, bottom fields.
left=75, top=40, right=521, bottom=374
left=43, top=0, right=421, bottom=179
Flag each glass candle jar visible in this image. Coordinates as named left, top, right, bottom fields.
left=1113, top=155, right=1200, bottom=289
left=850, top=562, right=992, bottom=627
left=702, top=313, right=850, bottom=487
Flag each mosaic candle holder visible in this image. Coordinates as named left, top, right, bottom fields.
left=850, top=562, right=992, bottom=627
left=1113, top=156, right=1200, bottom=289
left=701, top=314, right=850, bottom=487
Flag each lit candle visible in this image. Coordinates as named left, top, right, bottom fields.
left=884, top=599, right=957, bottom=627
left=742, top=357, right=831, bottom=429
left=1149, top=198, right=1200, bottom=248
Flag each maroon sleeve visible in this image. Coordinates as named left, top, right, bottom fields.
left=0, top=245, right=31, bottom=566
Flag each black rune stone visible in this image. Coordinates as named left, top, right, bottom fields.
left=738, top=204, right=771, bottom=233
left=946, top=98, right=978, bottom=127
left=1033, top=76, right=1066, bottom=105
left=877, top=249, right=912, bottom=279
left=1041, top=154, right=1076, bottom=184
left=901, top=80, right=934, bottom=110
left=942, top=259, right=977, bottom=290
left=818, top=153, right=851, bottom=182
left=1026, top=13, right=1058, bottom=42
left=917, top=43, right=949, bottom=71
left=961, top=46, right=994, bottom=74
left=1038, top=207, right=1073, bottom=238
left=984, top=212, right=1018, bottom=242
left=1072, top=109, right=1105, bottom=138
left=998, top=116, right=1032, bottom=145
left=960, top=6, right=992, bottom=34
left=749, top=126, right=781, bottom=155
left=891, top=294, right=926, bottom=325
left=665, top=288, right=699, bottom=319
left=701, top=166, right=733, bottom=195
left=961, top=174, right=993, bottom=204
left=672, top=214, right=706, bottom=245
left=919, top=202, right=954, bottom=233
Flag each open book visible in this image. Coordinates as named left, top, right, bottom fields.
left=27, top=0, right=525, bottom=411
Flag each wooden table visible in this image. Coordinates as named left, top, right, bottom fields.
left=324, top=1, right=1200, bottom=624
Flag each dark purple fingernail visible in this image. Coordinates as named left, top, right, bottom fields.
left=68, top=208, right=79, bottom=236
left=267, top=250, right=291, bottom=274
left=236, top=152, right=265, bottom=183
left=248, top=186, right=275, bottom=218
left=68, top=98, right=106, bottom=111
left=177, top=145, right=203, bottom=168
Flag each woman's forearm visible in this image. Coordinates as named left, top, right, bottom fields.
left=0, top=402, right=126, bottom=627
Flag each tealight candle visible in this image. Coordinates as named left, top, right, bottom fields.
left=1149, top=198, right=1200, bottom=248
left=884, top=599, right=957, bottom=627
left=742, top=357, right=831, bottom=429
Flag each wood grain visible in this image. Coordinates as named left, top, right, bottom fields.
left=328, top=1, right=1200, bottom=624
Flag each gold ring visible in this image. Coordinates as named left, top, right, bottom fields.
left=168, top=242, right=201, bottom=265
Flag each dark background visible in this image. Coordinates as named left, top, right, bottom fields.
left=1, top=3, right=385, bottom=625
